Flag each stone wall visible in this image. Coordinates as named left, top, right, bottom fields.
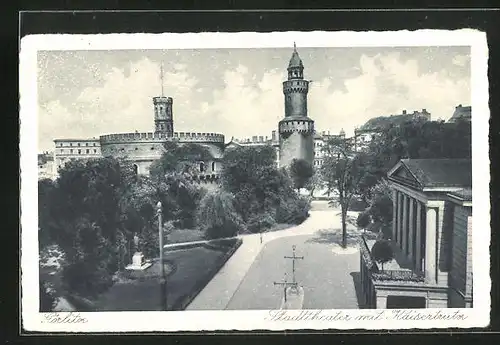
left=449, top=204, right=472, bottom=303
left=279, top=131, right=314, bottom=168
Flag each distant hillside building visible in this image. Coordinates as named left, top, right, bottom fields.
left=448, top=104, right=471, bottom=123
left=38, top=152, right=55, bottom=180
left=354, top=109, right=431, bottom=152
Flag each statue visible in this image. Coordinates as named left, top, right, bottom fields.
left=133, top=233, right=140, bottom=253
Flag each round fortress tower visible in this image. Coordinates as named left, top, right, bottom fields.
left=153, top=96, right=173, bottom=136
left=279, top=43, right=315, bottom=168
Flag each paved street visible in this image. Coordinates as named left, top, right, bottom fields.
left=186, top=201, right=361, bottom=310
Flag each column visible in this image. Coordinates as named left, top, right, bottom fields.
left=392, top=190, right=398, bottom=241
left=376, top=295, right=387, bottom=309
left=402, top=194, right=408, bottom=255
left=425, top=207, right=437, bottom=284
left=397, top=193, right=403, bottom=248
left=408, top=198, right=415, bottom=260
left=415, top=202, right=422, bottom=271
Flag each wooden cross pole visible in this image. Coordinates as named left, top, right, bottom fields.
left=284, top=245, right=304, bottom=285
left=273, top=273, right=297, bottom=303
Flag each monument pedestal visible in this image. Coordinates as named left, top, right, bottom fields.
left=125, top=252, right=152, bottom=271
left=280, top=286, right=305, bottom=310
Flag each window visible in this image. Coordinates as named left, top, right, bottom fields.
left=135, top=147, right=138, bottom=150
left=70, top=149, right=73, bottom=153
left=78, top=143, right=80, bottom=147
left=93, top=149, right=97, bottom=153
left=78, top=149, right=81, bottom=154
left=60, top=149, right=64, bottom=154
left=199, top=162, right=205, bottom=173
left=70, top=143, right=73, bottom=147
left=133, top=164, right=138, bottom=175
left=212, top=162, right=216, bottom=171
left=86, top=149, right=89, bottom=154
left=86, top=143, right=89, bottom=146
left=93, top=143, right=96, bottom=147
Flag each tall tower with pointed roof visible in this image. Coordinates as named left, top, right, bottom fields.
left=278, top=43, right=314, bottom=168
left=153, top=63, right=174, bottom=136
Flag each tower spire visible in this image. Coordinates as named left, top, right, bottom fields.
left=160, top=62, right=164, bottom=97
left=293, top=41, right=297, bottom=51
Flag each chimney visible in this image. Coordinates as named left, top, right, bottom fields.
left=252, top=136, right=257, bottom=143
left=328, top=130, right=330, bottom=135
left=259, top=136, right=264, bottom=142
left=402, top=109, right=407, bottom=115
left=422, top=108, right=427, bottom=113
left=271, top=130, right=276, bottom=141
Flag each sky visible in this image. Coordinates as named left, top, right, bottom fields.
left=37, top=46, right=471, bottom=152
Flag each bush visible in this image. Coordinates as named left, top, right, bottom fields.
left=197, top=190, right=244, bottom=239
left=39, top=279, right=56, bottom=312
left=247, top=212, right=276, bottom=233
left=276, top=195, right=311, bottom=224
left=62, top=260, right=114, bottom=298
left=371, top=239, right=394, bottom=271
left=356, top=211, right=371, bottom=229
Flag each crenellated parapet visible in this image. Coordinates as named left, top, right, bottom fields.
left=99, top=131, right=225, bottom=144
left=279, top=118, right=314, bottom=134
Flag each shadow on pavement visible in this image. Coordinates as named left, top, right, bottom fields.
left=350, top=272, right=367, bottom=309
left=306, top=229, right=361, bottom=247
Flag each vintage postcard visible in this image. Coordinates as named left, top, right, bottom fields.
left=20, top=30, right=490, bottom=332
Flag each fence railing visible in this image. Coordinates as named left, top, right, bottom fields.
left=360, top=235, right=425, bottom=283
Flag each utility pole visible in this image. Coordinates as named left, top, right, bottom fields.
left=284, top=245, right=304, bottom=284
left=160, top=62, right=164, bottom=97
left=157, top=201, right=167, bottom=310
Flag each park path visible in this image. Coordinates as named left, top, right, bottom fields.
left=185, top=201, right=351, bottom=310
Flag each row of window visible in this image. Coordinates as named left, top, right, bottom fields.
left=57, top=142, right=98, bottom=147
left=59, top=149, right=98, bottom=154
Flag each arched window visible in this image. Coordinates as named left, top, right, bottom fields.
left=133, top=164, right=138, bottom=175
left=211, top=162, right=216, bottom=171
left=199, top=162, right=205, bottom=173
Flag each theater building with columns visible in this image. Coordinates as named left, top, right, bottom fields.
left=359, top=158, right=472, bottom=309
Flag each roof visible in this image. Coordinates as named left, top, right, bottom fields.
left=388, top=158, right=472, bottom=190
left=448, top=188, right=472, bottom=202
left=449, top=105, right=472, bottom=122
left=288, top=44, right=303, bottom=69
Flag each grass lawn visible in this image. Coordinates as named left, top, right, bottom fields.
left=89, top=238, right=241, bottom=311
left=167, top=228, right=205, bottom=244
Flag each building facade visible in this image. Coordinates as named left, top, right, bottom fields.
left=278, top=44, right=315, bottom=168
left=359, top=158, right=473, bottom=309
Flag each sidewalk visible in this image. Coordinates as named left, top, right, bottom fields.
left=185, top=206, right=338, bottom=310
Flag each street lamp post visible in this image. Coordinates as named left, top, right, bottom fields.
left=157, top=201, right=167, bottom=310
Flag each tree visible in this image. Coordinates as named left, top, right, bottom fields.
left=196, top=189, right=244, bottom=239
left=289, top=158, right=314, bottom=192
left=305, top=169, right=325, bottom=197
left=44, top=157, right=135, bottom=296
left=39, top=279, right=56, bottom=312
left=371, top=239, right=394, bottom=271
left=149, top=141, right=214, bottom=179
left=321, top=137, right=368, bottom=248
left=356, top=212, right=371, bottom=230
